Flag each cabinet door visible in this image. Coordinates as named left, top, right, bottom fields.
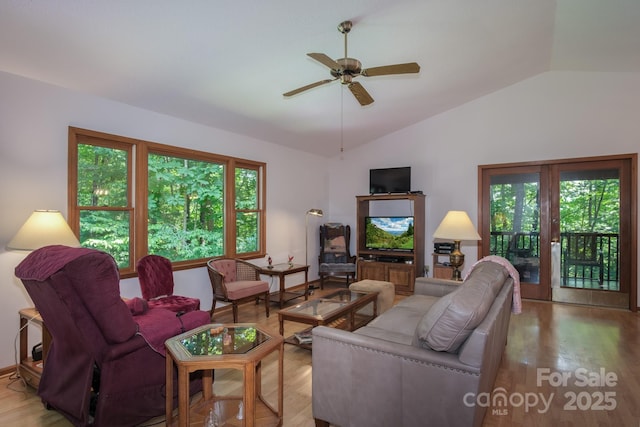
left=387, top=264, right=415, bottom=294
left=358, top=262, right=386, bottom=281
left=433, top=265, right=454, bottom=280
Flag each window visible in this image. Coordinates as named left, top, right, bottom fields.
left=68, top=127, right=266, bottom=276
left=235, top=165, right=261, bottom=253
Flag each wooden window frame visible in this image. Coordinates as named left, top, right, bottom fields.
left=68, top=127, right=267, bottom=278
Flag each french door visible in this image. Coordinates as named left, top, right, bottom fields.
left=478, top=154, right=636, bottom=310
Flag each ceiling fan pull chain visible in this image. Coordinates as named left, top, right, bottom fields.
left=340, top=85, right=344, bottom=155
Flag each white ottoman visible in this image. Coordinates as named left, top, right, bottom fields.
left=348, top=279, right=396, bottom=315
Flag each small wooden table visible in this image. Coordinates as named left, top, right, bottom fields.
left=165, top=323, right=283, bottom=427
left=258, top=263, right=309, bottom=308
left=19, top=308, right=51, bottom=388
left=278, top=289, right=378, bottom=349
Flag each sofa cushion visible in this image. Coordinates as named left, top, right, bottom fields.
left=415, top=261, right=508, bottom=353
left=356, top=295, right=439, bottom=345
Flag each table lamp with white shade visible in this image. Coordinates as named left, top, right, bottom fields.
left=7, top=210, right=80, bottom=251
left=432, top=210, right=481, bottom=281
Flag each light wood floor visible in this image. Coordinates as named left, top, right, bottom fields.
left=1, top=282, right=639, bottom=426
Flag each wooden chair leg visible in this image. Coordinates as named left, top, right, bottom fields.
left=209, top=299, right=217, bottom=319
left=232, top=303, right=238, bottom=323
left=315, top=419, right=330, bottom=427
left=264, top=291, right=270, bottom=318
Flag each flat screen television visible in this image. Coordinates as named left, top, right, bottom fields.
left=365, top=216, right=414, bottom=251
left=369, top=167, right=411, bottom=194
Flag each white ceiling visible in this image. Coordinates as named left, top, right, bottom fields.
left=2, top=0, right=639, bottom=157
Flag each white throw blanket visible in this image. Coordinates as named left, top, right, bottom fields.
left=463, top=255, right=522, bottom=314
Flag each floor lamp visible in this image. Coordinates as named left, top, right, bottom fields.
left=305, top=208, right=323, bottom=289
left=432, top=211, right=481, bottom=281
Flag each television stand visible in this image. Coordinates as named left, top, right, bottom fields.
left=376, top=256, right=406, bottom=263
left=356, top=193, right=425, bottom=295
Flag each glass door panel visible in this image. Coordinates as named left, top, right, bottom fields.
left=559, top=168, right=620, bottom=290
left=551, top=162, right=628, bottom=309
left=482, top=167, right=550, bottom=300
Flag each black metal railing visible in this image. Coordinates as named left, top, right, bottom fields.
left=490, top=231, right=620, bottom=290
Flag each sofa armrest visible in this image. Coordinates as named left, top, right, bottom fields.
left=414, top=276, right=461, bottom=297
left=312, top=326, right=481, bottom=427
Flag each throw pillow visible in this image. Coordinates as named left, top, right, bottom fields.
left=324, top=236, right=346, bottom=253
left=415, top=261, right=508, bottom=352
left=125, top=297, right=149, bottom=315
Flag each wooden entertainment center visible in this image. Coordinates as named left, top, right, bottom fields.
left=356, top=193, right=425, bottom=295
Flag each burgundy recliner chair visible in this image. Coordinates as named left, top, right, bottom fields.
left=15, top=245, right=211, bottom=427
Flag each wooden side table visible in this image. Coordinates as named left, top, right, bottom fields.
left=19, top=307, right=51, bottom=388
left=433, top=253, right=455, bottom=279
left=165, top=323, right=283, bottom=427
left=258, top=263, right=309, bottom=308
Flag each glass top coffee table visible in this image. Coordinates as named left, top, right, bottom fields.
left=278, top=289, right=378, bottom=349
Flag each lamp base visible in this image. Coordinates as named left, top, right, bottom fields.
left=449, top=240, right=464, bottom=281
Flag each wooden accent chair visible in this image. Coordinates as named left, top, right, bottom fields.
left=206, top=258, right=270, bottom=322
left=318, top=223, right=357, bottom=289
left=136, top=254, right=200, bottom=312
left=563, top=232, right=604, bottom=287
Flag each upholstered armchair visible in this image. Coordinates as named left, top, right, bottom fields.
left=318, top=223, right=357, bottom=289
left=206, top=258, right=270, bottom=322
left=136, top=254, right=201, bottom=312
left=15, top=245, right=211, bottom=427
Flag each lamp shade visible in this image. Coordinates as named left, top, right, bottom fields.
left=306, top=208, right=323, bottom=217
left=433, top=211, right=481, bottom=241
left=7, top=210, right=81, bottom=250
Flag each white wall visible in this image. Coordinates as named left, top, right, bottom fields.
left=2, top=69, right=639, bottom=370
left=0, top=71, right=329, bottom=369
left=329, top=71, right=640, bottom=303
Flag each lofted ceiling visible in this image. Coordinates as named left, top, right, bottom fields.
left=1, top=0, right=639, bottom=157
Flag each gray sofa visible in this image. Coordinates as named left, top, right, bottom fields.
left=312, top=260, right=515, bottom=427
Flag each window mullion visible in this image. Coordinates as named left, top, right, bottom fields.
left=135, top=143, right=148, bottom=264
left=226, top=159, right=237, bottom=258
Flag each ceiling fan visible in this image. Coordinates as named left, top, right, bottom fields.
left=283, top=20, right=420, bottom=106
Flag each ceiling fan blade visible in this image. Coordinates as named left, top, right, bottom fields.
left=361, top=62, right=420, bottom=77
left=348, top=81, right=374, bottom=106
left=283, top=79, right=335, bottom=97
left=307, top=53, right=341, bottom=70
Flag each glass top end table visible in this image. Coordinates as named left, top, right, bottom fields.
left=165, top=323, right=283, bottom=427
left=258, top=263, right=310, bottom=308
left=176, top=324, right=271, bottom=357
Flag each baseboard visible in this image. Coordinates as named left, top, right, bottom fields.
left=0, top=365, right=17, bottom=378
